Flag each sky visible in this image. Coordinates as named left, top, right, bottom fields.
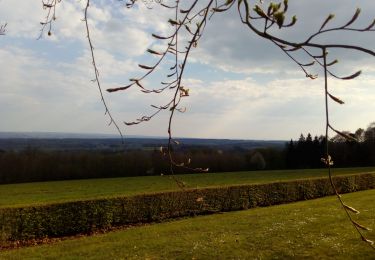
left=0, top=0, right=374, bottom=140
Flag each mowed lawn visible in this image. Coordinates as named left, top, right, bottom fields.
left=1, top=189, right=374, bottom=259
left=0, top=167, right=374, bottom=208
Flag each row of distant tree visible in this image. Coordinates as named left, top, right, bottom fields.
left=286, top=122, right=375, bottom=169
left=0, top=123, right=374, bottom=184
left=0, top=148, right=282, bottom=184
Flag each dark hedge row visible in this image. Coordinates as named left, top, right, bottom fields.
left=0, top=173, right=374, bottom=245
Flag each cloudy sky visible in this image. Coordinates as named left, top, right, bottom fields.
left=0, top=0, right=374, bottom=140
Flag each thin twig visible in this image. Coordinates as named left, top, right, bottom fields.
left=323, top=48, right=375, bottom=250
left=84, top=0, right=124, bottom=143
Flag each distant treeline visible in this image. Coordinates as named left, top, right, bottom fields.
left=0, top=148, right=283, bottom=184
left=286, top=135, right=374, bottom=169
left=0, top=123, right=374, bottom=184
left=286, top=122, right=375, bottom=169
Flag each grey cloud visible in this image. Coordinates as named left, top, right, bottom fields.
left=189, top=0, right=374, bottom=76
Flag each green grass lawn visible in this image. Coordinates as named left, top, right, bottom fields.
left=1, top=189, right=374, bottom=259
left=0, top=167, right=374, bottom=208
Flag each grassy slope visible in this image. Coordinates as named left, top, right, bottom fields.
left=0, top=167, right=374, bottom=208
left=1, top=189, right=374, bottom=259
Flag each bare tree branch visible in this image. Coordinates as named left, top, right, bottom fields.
left=0, top=23, right=7, bottom=36
left=83, top=0, right=124, bottom=142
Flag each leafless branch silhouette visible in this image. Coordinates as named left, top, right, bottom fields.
left=0, top=23, right=6, bottom=36
left=83, top=0, right=124, bottom=142
left=39, top=0, right=124, bottom=142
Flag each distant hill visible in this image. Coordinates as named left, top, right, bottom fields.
left=0, top=132, right=153, bottom=139
left=0, top=132, right=286, bottom=151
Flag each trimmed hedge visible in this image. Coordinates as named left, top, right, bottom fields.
left=0, top=173, right=374, bottom=245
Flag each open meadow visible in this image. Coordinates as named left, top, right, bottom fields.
left=0, top=167, right=374, bottom=259
left=1, top=189, right=374, bottom=259
left=0, top=167, right=374, bottom=208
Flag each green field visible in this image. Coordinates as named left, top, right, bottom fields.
left=0, top=167, right=374, bottom=208
left=1, top=189, right=374, bottom=259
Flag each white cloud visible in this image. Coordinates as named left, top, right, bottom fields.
left=0, top=46, right=125, bottom=133
left=0, top=0, right=374, bottom=139
left=119, top=2, right=175, bottom=36
left=0, top=0, right=88, bottom=40
left=70, top=48, right=138, bottom=80
left=0, top=0, right=44, bottom=38
left=91, top=23, right=151, bottom=57
left=167, top=75, right=375, bottom=139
